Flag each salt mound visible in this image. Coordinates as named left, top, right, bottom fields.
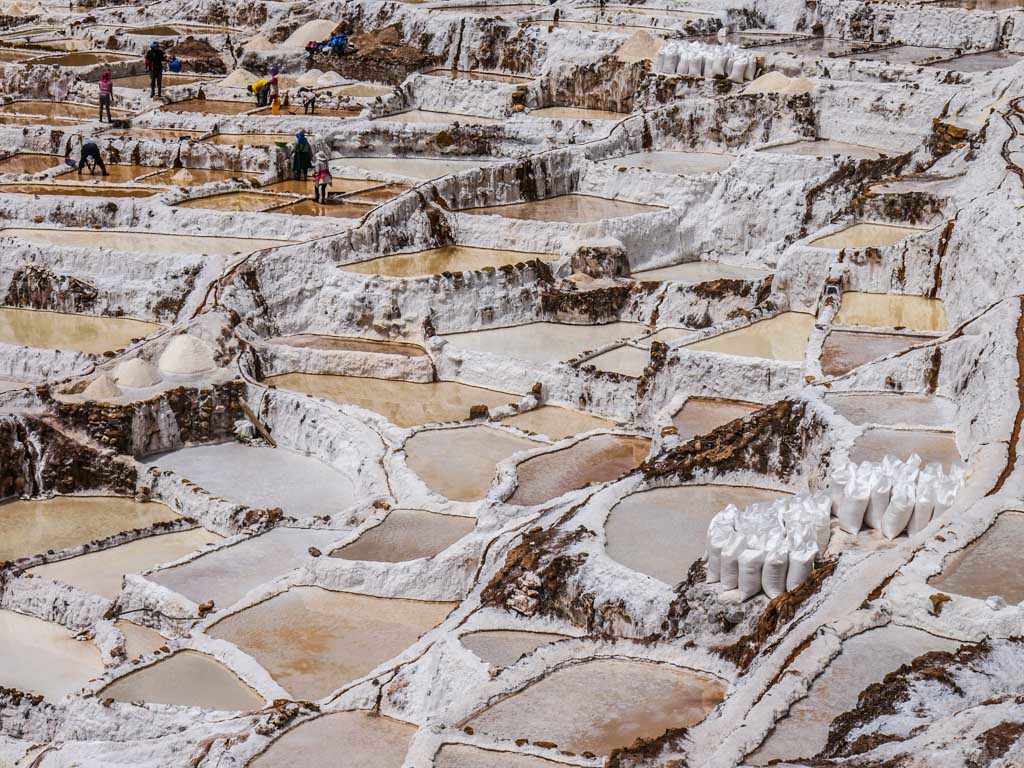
left=171, top=168, right=194, bottom=184
left=315, top=71, right=345, bottom=87
left=83, top=374, right=121, bottom=400
left=615, top=30, right=662, bottom=63
left=114, top=358, right=162, bottom=387
left=159, top=334, right=216, bottom=374
left=742, top=71, right=815, bottom=96
left=284, top=19, right=337, bottom=49
left=298, top=68, right=322, bottom=86
left=220, top=68, right=256, bottom=88
left=243, top=35, right=274, bottom=52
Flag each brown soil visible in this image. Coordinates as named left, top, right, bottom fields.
left=168, top=37, right=227, bottom=74
left=309, top=25, right=438, bottom=86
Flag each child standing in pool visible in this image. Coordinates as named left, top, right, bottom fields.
left=97, top=70, right=113, bottom=122
left=313, top=151, right=332, bottom=203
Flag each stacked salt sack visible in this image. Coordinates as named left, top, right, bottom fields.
left=829, top=454, right=965, bottom=538
left=654, top=41, right=757, bottom=83
left=705, top=493, right=832, bottom=599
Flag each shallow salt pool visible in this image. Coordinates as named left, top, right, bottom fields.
left=682, top=313, right=815, bottom=361
left=633, top=260, right=770, bottom=283
left=342, top=245, right=555, bottom=277
left=439, top=321, right=645, bottom=364
left=603, top=150, right=736, bottom=175
left=673, top=397, right=760, bottom=440
left=0, top=610, right=104, bottom=699
left=1, top=227, right=285, bottom=256
left=460, top=629, right=568, bottom=668
left=810, top=222, right=929, bottom=249
left=462, top=193, right=664, bottom=222
left=331, top=509, right=475, bottom=562
left=820, top=330, right=934, bottom=376
left=0, top=307, right=161, bottom=354
left=251, top=711, right=415, bottom=767
left=835, top=292, right=947, bottom=332
left=929, top=511, right=1024, bottom=604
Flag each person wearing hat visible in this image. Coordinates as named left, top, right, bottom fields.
left=247, top=77, right=272, bottom=106
left=312, top=150, right=332, bottom=203
left=144, top=41, right=166, bottom=97
left=289, top=130, right=313, bottom=181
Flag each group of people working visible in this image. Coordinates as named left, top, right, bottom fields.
left=95, top=42, right=183, bottom=122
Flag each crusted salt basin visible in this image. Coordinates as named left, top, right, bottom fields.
left=330, top=508, right=475, bottom=562
left=342, top=245, right=555, bottom=277
left=929, top=511, right=1024, bottom=603
left=0, top=609, right=104, bottom=699
left=0, top=307, right=161, bottom=353
left=460, top=629, right=568, bottom=667
left=251, top=711, right=416, bottom=767
left=1, top=227, right=285, bottom=256
left=439, top=321, right=646, bottom=364
left=683, top=313, right=815, bottom=361
left=603, top=150, right=736, bottom=175
left=461, top=194, right=665, bottom=222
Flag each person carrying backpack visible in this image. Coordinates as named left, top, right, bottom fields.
left=144, top=42, right=166, bottom=97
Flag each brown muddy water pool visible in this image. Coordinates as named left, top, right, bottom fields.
left=330, top=508, right=475, bottom=562
left=345, top=183, right=412, bottom=204
left=529, top=106, right=628, bottom=121
left=759, top=139, right=889, bottom=160
left=0, top=495, right=179, bottom=562
left=467, top=658, right=725, bottom=754
left=251, top=711, right=415, bottom=768
left=434, top=3, right=546, bottom=14
left=149, top=527, right=345, bottom=609
left=840, top=45, right=954, bottom=65
left=29, top=528, right=221, bottom=599
left=144, top=167, right=259, bottom=185
left=820, top=329, right=934, bottom=377
left=851, top=427, right=961, bottom=467
left=342, top=245, right=555, bottom=277
left=254, top=105, right=362, bottom=119
left=112, top=73, right=211, bottom=89
left=930, top=511, right=1024, bottom=604
left=508, top=434, right=651, bottom=506
left=0, top=99, right=130, bottom=120
left=331, top=155, right=492, bottom=179
left=209, top=587, right=455, bottom=700
left=460, top=630, right=568, bottom=668
left=835, top=292, right=948, bottom=332
left=633, top=260, right=770, bottom=283
left=176, top=191, right=282, bottom=211
left=373, top=109, right=504, bottom=125
left=27, top=51, right=134, bottom=67
left=683, top=312, right=815, bottom=361
left=0, top=609, right=104, bottom=699
left=424, top=68, right=533, bottom=83
left=101, top=127, right=206, bottom=140
left=0, top=152, right=61, bottom=174
left=499, top=404, right=614, bottom=439
left=264, top=178, right=380, bottom=195
left=0, top=50, right=38, bottom=63
left=673, top=397, right=761, bottom=440
left=0, top=182, right=159, bottom=197
left=74, top=163, right=160, bottom=183
left=0, top=307, right=161, bottom=353
left=462, top=193, right=664, bottom=222
left=144, top=443, right=357, bottom=515
left=605, top=484, right=785, bottom=583
left=406, top=425, right=541, bottom=501
left=749, top=37, right=857, bottom=56
left=101, top=650, right=265, bottom=711
left=206, top=133, right=297, bottom=147
left=748, top=626, right=958, bottom=764
left=269, top=334, right=426, bottom=356
left=810, top=222, right=929, bottom=249
left=1, top=226, right=284, bottom=256
left=825, top=392, right=955, bottom=427
left=929, top=50, right=1024, bottom=72
left=440, top=321, right=645, bottom=363
left=264, top=373, right=515, bottom=427
left=602, top=149, right=736, bottom=175
left=436, top=745, right=567, bottom=767
left=271, top=199, right=374, bottom=218
left=161, top=99, right=256, bottom=115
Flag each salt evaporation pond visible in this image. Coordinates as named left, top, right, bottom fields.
left=0, top=99, right=129, bottom=120
left=673, top=397, right=760, bottom=440
left=144, top=167, right=259, bottom=186
left=406, top=425, right=540, bottom=501
left=176, top=191, right=281, bottom=212
left=0, top=609, right=104, bottom=699
left=0, top=183, right=159, bottom=197
left=424, top=68, right=532, bottom=83
left=605, top=484, right=784, bottom=583
left=467, top=659, right=726, bottom=754
left=273, top=200, right=373, bottom=219
left=78, top=163, right=160, bottom=183
left=748, top=626, right=958, bottom=764
left=683, top=312, right=815, bottom=360
left=144, top=443, right=356, bottom=515
left=826, top=392, right=955, bottom=427
left=928, top=50, right=1023, bottom=72
left=116, top=620, right=166, bottom=661
left=633, top=260, right=770, bottom=283
left=499, top=404, right=614, bottom=439
left=841, top=45, right=953, bottom=65
left=463, top=193, right=664, bottom=222
left=331, top=509, right=475, bottom=562
left=29, top=528, right=221, bottom=599
left=374, top=109, right=504, bottom=125
left=439, top=321, right=644, bottom=364
left=811, top=222, right=928, bottom=249
left=100, top=650, right=265, bottom=711
left=759, top=140, right=888, bottom=160
left=101, top=128, right=206, bottom=140
left=269, top=334, right=426, bottom=356
left=0, top=307, right=161, bottom=353
left=112, top=73, right=209, bottom=88
left=1, top=227, right=284, bottom=256
left=342, top=245, right=555, bottom=277
left=149, top=527, right=344, bottom=609
left=250, top=711, right=415, bottom=768
left=436, top=745, right=566, bottom=767
left=529, top=106, right=627, bottom=121
left=460, top=629, right=568, bottom=667
left=330, top=156, right=492, bottom=180
left=508, top=434, right=650, bottom=506
left=603, top=150, right=736, bottom=175
left=821, top=330, right=934, bottom=376
left=264, top=373, right=515, bottom=427
left=161, top=99, right=255, bottom=115
left=0, top=152, right=60, bottom=174
left=0, top=496, right=179, bottom=562
left=851, top=427, right=961, bottom=468
left=209, top=587, right=454, bottom=700
left=206, top=133, right=296, bottom=147
left=930, top=511, right=1024, bottom=603
left=584, top=344, right=651, bottom=377
left=265, top=178, right=380, bottom=195
left=835, top=292, right=948, bottom=332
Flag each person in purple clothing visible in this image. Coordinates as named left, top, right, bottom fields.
left=97, top=69, right=113, bottom=122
